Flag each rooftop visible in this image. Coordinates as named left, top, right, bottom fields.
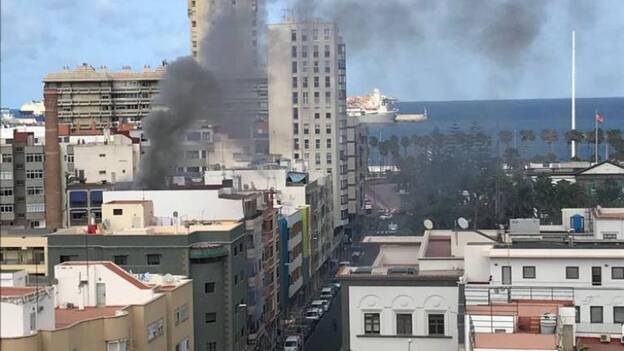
left=55, top=221, right=243, bottom=236
left=60, top=261, right=151, bottom=289
left=44, top=63, right=165, bottom=82
left=577, top=337, right=624, bottom=350
left=491, top=240, right=624, bottom=253
left=424, top=236, right=452, bottom=257
left=592, top=207, right=624, bottom=220
left=105, top=200, right=151, bottom=205
left=0, top=286, right=44, bottom=297
left=473, top=333, right=556, bottom=350
left=55, top=306, right=123, bottom=329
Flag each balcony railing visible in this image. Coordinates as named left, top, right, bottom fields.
left=465, top=285, right=574, bottom=305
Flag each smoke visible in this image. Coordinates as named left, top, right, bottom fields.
left=137, top=1, right=264, bottom=189
left=288, top=0, right=598, bottom=97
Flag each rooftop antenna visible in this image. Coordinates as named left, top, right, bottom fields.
left=571, top=30, right=576, bottom=159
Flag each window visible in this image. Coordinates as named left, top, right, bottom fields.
left=25, top=153, right=43, bottom=162
left=592, top=266, right=602, bottom=286
left=293, top=107, right=299, bottom=119
left=325, top=61, right=331, bottom=73
left=107, top=339, right=129, bottom=351
left=175, top=338, right=190, bottom=351
left=205, top=312, right=217, bottom=323
left=313, top=61, right=319, bottom=73
left=113, top=208, right=123, bottom=215
left=313, top=29, right=318, bottom=40
left=326, top=126, right=331, bottom=134
left=192, top=20, right=197, bottom=27
left=99, top=153, right=106, bottom=157
left=292, top=77, right=298, bottom=88
left=175, top=304, right=190, bottom=325
left=325, top=76, right=331, bottom=88
left=0, top=188, right=12, bottom=196
left=326, top=112, right=331, bottom=119
left=566, top=266, right=579, bottom=279
left=26, top=170, right=43, bottom=179
left=302, top=61, right=308, bottom=73
left=315, top=139, right=321, bottom=148
left=614, top=306, right=624, bottom=324
left=186, top=150, right=199, bottom=159
left=294, top=138, right=300, bottom=150
left=313, top=45, right=319, bottom=58
left=324, top=28, right=331, bottom=40
left=147, top=318, right=164, bottom=342
left=603, top=233, right=617, bottom=239
left=147, top=254, right=161, bottom=265
left=234, top=274, right=238, bottom=285
left=291, top=29, right=296, bottom=41
left=207, top=342, right=217, bottom=351
left=301, top=30, right=307, bottom=41
left=113, top=255, right=127, bottom=265
left=326, top=153, right=332, bottom=164
left=428, top=314, right=445, bottom=335
left=590, top=306, right=603, bottom=323
left=205, top=282, right=215, bottom=293
left=302, top=92, right=309, bottom=104
left=325, top=91, right=331, bottom=103
left=292, top=92, right=298, bottom=104
left=30, top=312, right=36, bottom=330
left=613, top=267, right=624, bottom=279
left=302, top=77, right=308, bottom=88
left=315, top=153, right=321, bottom=165
left=293, top=123, right=299, bottom=134
left=522, top=266, right=536, bottom=279
left=291, top=62, right=297, bottom=74
left=60, top=255, right=76, bottom=263
left=314, top=112, right=320, bottom=119
left=314, top=92, right=320, bottom=104
left=315, top=124, right=321, bottom=134
left=301, top=45, right=307, bottom=58
left=326, top=139, right=332, bottom=148
left=99, top=170, right=107, bottom=175
left=396, top=313, right=412, bottom=335
left=575, top=306, right=580, bottom=323
left=324, top=45, right=330, bottom=58
left=364, top=313, right=380, bottom=334
left=314, top=76, right=319, bottom=88
left=304, top=139, right=309, bottom=149
left=1, top=154, right=12, bottom=163
left=291, top=46, right=297, bottom=58
left=502, top=266, right=512, bottom=285
left=303, top=124, right=309, bottom=135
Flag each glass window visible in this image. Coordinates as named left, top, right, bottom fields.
left=207, top=342, right=217, bottom=351
left=396, top=313, right=412, bottom=335
left=205, top=282, right=215, bottom=293
left=614, top=306, right=624, bottom=324
left=575, top=306, right=580, bottom=323
left=147, top=254, right=161, bottom=265
left=113, top=255, right=127, bottom=265
left=291, top=30, right=296, bottom=41
left=612, top=267, right=624, bottom=279
left=292, top=62, right=297, bottom=74
left=206, top=313, right=217, bottom=323
left=291, top=46, right=297, bottom=58
left=590, top=306, right=603, bottom=323
left=428, top=314, right=445, bottom=335
left=302, top=77, right=308, bottom=88
left=90, top=190, right=103, bottom=207
left=113, top=208, right=123, bottom=215
left=293, top=107, right=299, bottom=119
left=566, top=266, right=579, bottom=279
left=592, top=266, right=602, bottom=286
left=69, top=191, right=88, bottom=208
left=292, top=92, right=298, bottom=104
left=292, top=77, right=298, bottom=88
left=523, top=266, right=536, bottom=279
left=364, top=313, right=380, bottom=334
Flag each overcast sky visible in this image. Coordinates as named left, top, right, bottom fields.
left=1, top=0, right=623, bottom=107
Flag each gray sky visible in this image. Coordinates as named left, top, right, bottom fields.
left=1, top=0, right=623, bottom=107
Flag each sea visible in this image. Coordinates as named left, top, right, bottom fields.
left=369, top=97, right=624, bottom=160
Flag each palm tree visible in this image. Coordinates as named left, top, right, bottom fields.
left=400, top=136, right=411, bottom=157
left=498, top=130, right=514, bottom=153
left=564, top=129, right=584, bottom=160
left=540, top=129, right=558, bottom=156
left=378, top=140, right=389, bottom=171
left=519, top=129, right=536, bottom=157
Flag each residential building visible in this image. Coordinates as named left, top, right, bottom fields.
left=278, top=206, right=307, bottom=313
left=0, top=261, right=193, bottom=351
left=102, top=187, right=281, bottom=350
left=346, top=116, right=368, bottom=218
left=1, top=130, right=46, bottom=229
left=72, top=132, right=138, bottom=184
left=525, top=160, right=624, bottom=193
left=268, top=19, right=349, bottom=228
left=47, top=200, right=249, bottom=351
left=0, top=229, right=48, bottom=279
left=204, top=168, right=336, bottom=289
left=43, top=63, right=164, bottom=229
left=0, top=270, right=28, bottom=287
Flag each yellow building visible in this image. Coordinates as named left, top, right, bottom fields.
left=0, top=261, right=193, bottom=351
left=0, top=232, right=48, bottom=277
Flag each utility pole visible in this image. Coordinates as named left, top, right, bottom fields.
left=571, top=31, right=576, bottom=159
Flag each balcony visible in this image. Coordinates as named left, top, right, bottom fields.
left=189, top=245, right=228, bottom=259
left=464, top=285, right=574, bottom=305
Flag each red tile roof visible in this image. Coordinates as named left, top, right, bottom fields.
left=578, top=337, right=624, bottom=350
left=60, top=261, right=151, bottom=289
left=474, top=333, right=556, bottom=350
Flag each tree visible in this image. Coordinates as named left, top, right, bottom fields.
left=400, top=136, right=411, bottom=157
left=498, top=130, right=514, bottom=151
left=369, top=136, right=379, bottom=167
left=606, top=129, right=623, bottom=160
left=564, top=129, right=584, bottom=160
left=519, top=129, right=536, bottom=158
left=540, top=129, right=558, bottom=156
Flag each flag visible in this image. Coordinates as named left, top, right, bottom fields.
left=595, top=112, right=604, bottom=123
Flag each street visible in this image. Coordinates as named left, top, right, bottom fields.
left=304, top=291, right=342, bottom=351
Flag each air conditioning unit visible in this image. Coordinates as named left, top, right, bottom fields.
left=599, top=334, right=610, bottom=343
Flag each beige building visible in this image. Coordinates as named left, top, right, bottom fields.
left=101, top=200, right=154, bottom=232
left=0, top=261, right=193, bottom=351
left=268, top=19, right=349, bottom=228
left=0, top=232, right=47, bottom=277
left=72, top=132, right=138, bottom=184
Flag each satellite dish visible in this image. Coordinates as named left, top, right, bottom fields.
left=457, top=217, right=469, bottom=230
left=423, top=219, right=434, bottom=230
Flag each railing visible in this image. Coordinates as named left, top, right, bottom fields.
left=465, top=285, right=574, bottom=305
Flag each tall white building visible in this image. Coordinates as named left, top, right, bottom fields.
left=268, top=19, right=349, bottom=228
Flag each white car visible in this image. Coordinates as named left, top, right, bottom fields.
left=284, top=335, right=302, bottom=351
left=311, top=299, right=330, bottom=313
left=304, top=308, right=322, bottom=321
left=320, top=287, right=334, bottom=300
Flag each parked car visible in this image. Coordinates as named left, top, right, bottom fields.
left=331, top=279, right=341, bottom=290
left=304, top=308, right=322, bottom=322
left=320, top=287, right=334, bottom=300
left=311, top=300, right=328, bottom=314
left=284, top=335, right=302, bottom=351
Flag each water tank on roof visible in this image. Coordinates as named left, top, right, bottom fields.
left=540, top=313, right=556, bottom=334
left=570, top=214, right=584, bottom=233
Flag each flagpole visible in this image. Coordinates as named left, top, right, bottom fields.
left=595, top=110, right=598, bottom=164
left=571, top=31, right=576, bottom=159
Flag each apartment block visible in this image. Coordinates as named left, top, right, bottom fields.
left=48, top=200, right=249, bottom=351
left=0, top=230, right=48, bottom=278
left=0, top=262, right=193, bottom=351
left=42, top=63, right=163, bottom=229
left=278, top=206, right=307, bottom=313
left=0, top=130, right=46, bottom=229
left=268, top=19, right=349, bottom=228
left=346, top=116, right=368, bottom=217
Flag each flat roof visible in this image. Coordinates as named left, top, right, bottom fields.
left=424, top=236, right=452, bottom=257
left=105, top=200, right=151, bottom=205
left=56, top=221, right=242, bottom=236
left=474, top=333, right=556, bottom=350
left=0, top=286, right=44, bottom=297
left=55, top=306, right=123, bottom=328
left=494, top=240, right=624, bottom=250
